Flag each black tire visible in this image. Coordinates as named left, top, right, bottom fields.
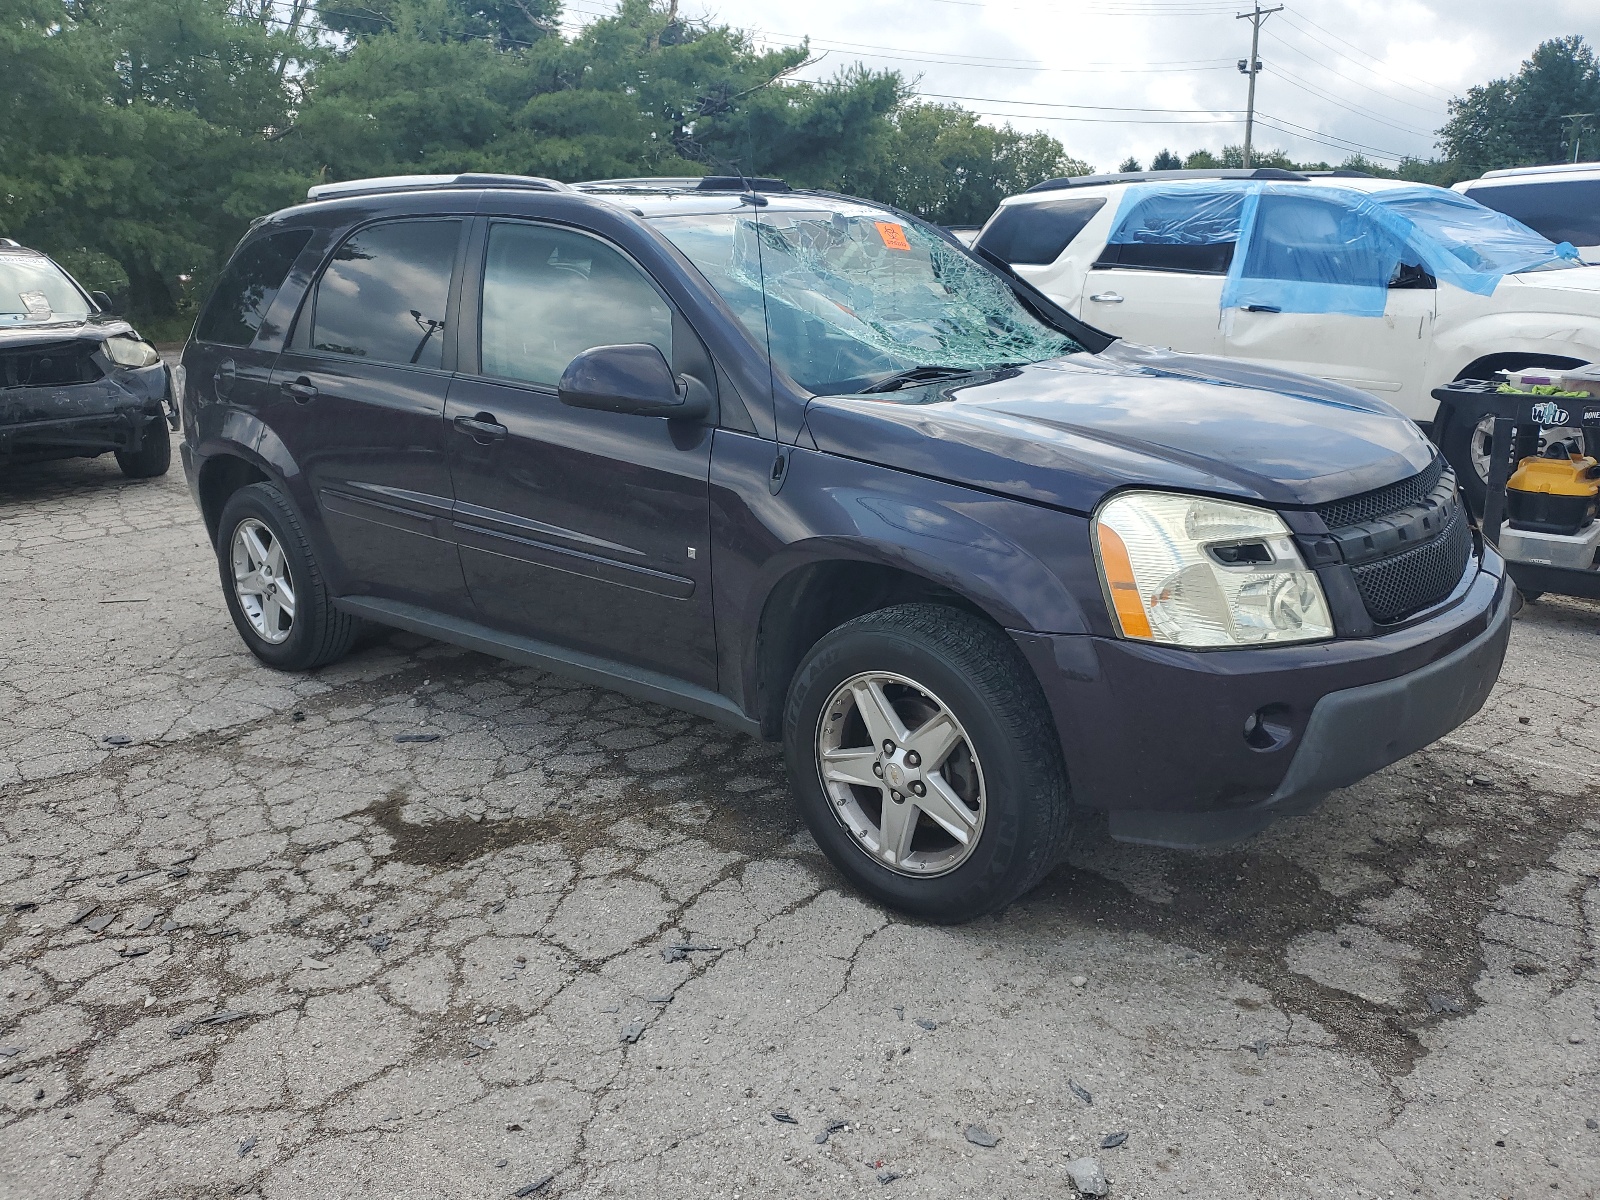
left=216, top=482, right=358, bottom=671
left=114, top=415, right=171, bottom=478
left=1519, top=590, right=1544, bottom=603
left=782, top=603, right=1072, bottom=923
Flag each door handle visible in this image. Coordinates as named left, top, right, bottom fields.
left=1245, top=305, right=1282, bottom=313
left=1088, top=292, right=1124, bottom=304
left=454, top=413, right=507, bottom=444
left=282, top=377, right=318, bottom=403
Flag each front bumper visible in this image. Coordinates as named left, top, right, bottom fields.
left=0, top=365, right=174, bottom=461
left=1013, top=552, right=1514, bottom=849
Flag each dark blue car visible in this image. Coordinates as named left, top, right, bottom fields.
left=179, top=174, right=1512, bottom=921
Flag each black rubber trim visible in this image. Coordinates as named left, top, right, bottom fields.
left=335, top=595, right=758, bottom=735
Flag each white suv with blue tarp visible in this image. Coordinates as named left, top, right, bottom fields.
left=974, top=168, right=1600, bottom=509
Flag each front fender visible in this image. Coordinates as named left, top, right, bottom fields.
left=709, top=431, right=1106, bottom=715
left=1430, top=311, right=1600, bottom=392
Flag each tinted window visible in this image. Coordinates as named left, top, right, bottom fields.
left=312, top=220, right=459, bottom=368
left=1464, top=180, right=1600, bottom=247
left=1095, top=241, right=1235, bottom=274
left=196, top=229, right=312, bottom=346
left=1095, top=189, right=1246, bottom=275
left=1241, top=193, right=1409, bottom=289
left=479, top=222, right=671, bottom=387
left=977, top=198, right=1106, bottom=265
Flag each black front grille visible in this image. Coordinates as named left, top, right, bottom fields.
left=1317, top=455, right=1445, bottom=531
left=1349, top=505, right=1472, bottom=624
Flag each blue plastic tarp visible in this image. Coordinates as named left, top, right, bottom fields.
left=1099, top=180, right=1581, bottom=317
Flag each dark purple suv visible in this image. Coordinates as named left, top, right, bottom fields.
left=179, top=173, right=1513, bottom=921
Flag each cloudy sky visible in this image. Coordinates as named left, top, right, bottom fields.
left=565, top=0, right=1600, bottom=171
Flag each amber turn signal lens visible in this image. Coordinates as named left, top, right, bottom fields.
left=1095, top=523, right=1154, bottom=640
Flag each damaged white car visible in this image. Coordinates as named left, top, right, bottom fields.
left=974, top=169, right=1600, bottom=509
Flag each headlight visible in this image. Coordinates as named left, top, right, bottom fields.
left=104, top=336, right=161, bottom=369
left=1093, top=491, right=1333, bottom=647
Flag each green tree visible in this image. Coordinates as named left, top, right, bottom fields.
left=1150, top=148, right=1183, bottom=171
left=841, top=103, right=1089, bottom=225
left=0, top=0, right=1100, bottom=326
left=1440, top=35, right=1600, bottom=172
left=1, top=0, right=317, bottom=327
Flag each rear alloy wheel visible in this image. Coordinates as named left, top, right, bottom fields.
left=216, top=482, right=357, bottom=671
left=231, top=517, right=296, bottom=645
left=783, top=603, right=1071, bottom=922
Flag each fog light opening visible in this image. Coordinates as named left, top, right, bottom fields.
left=1243, top=704, right=1293, bottom=752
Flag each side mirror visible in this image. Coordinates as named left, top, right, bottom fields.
left=557, top=343, right=708, bottom=420
left=90, top=290, right=116, bottom=313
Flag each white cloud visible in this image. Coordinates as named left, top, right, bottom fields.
left=568, top=0, right=1600, bottom=171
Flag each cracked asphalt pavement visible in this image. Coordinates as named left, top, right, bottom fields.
left=2, top=438, right=1597, bottom=1199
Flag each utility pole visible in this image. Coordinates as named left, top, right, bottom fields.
left=1237, top=3, right=1283, bottom=168
left=1559, top=112, right=1595, bottom=163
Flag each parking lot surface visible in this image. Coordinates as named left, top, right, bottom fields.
left=1, top=439, right=1597, bottom=1200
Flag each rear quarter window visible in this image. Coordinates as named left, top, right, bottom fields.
left=196, top=229, right=314, bottom=347
left=977, top=197, right=1107, bottom=265
left=1464, top=180, right=1600, bottom=247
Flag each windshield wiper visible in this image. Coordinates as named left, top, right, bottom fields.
left=859, top=365, right=988, bottom=394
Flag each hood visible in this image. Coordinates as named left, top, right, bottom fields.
left=0, top=314, right=135, bottom=348
left=802, top=343, right=1435, bottom=514
left=1491, top=265, right=1600, bottom=316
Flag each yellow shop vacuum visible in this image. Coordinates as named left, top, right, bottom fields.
left=1433, top=366, right=1600, bottom=602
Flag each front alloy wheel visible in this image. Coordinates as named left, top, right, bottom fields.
left=817, top=671, right=986, bottom=876
left=782, top=603, right=1072, bottom=922
left=230, top=516, right=296, bottom=644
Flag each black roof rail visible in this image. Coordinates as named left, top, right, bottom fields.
left=305, top=173, right=571, bottom=201
left=575, top=175, right=792, bottom=193
left=1301, top=169, right=1377, bottom=178
left=1024, top=167, right=1309, bottom=193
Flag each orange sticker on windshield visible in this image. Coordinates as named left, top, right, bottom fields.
left=875, top=221, right=910, bottom=251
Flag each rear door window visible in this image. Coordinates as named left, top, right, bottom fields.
left=976, top=197, right=1106, bottom=265
left=1464, top=180, right=1600, bottom=247
left=310, top=220, right=461, bottom=369
left=195, top=228, right=313, bottom=346
left=478, top=222, right=672, bottom=388
left=1094, top=189, right=1245, bottom=275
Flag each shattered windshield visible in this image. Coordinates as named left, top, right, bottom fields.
left=651, top=206, right=1081, bottom=395
left=0, top=252, right=91, bottom=324
left=1372, top=190, right=1582, bottom=276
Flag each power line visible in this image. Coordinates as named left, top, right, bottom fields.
left=911, top=90, right=1244, bottom=115
left=1261, top=66, right=1438, bottom=141
left=1277, top=10, right=1455, bottom=102
left=744, top=33, right=1236, bottom=75
left=1254, top=111, right=1409, bottom=162
left=741, top=30, right=1236, bottom=71
left=950, top=109, right=1247, bottom=125
left=1262, top=22, right=1450, bottom=116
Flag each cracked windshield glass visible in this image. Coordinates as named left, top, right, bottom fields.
left=652, top=205, right=1082, bottom=395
